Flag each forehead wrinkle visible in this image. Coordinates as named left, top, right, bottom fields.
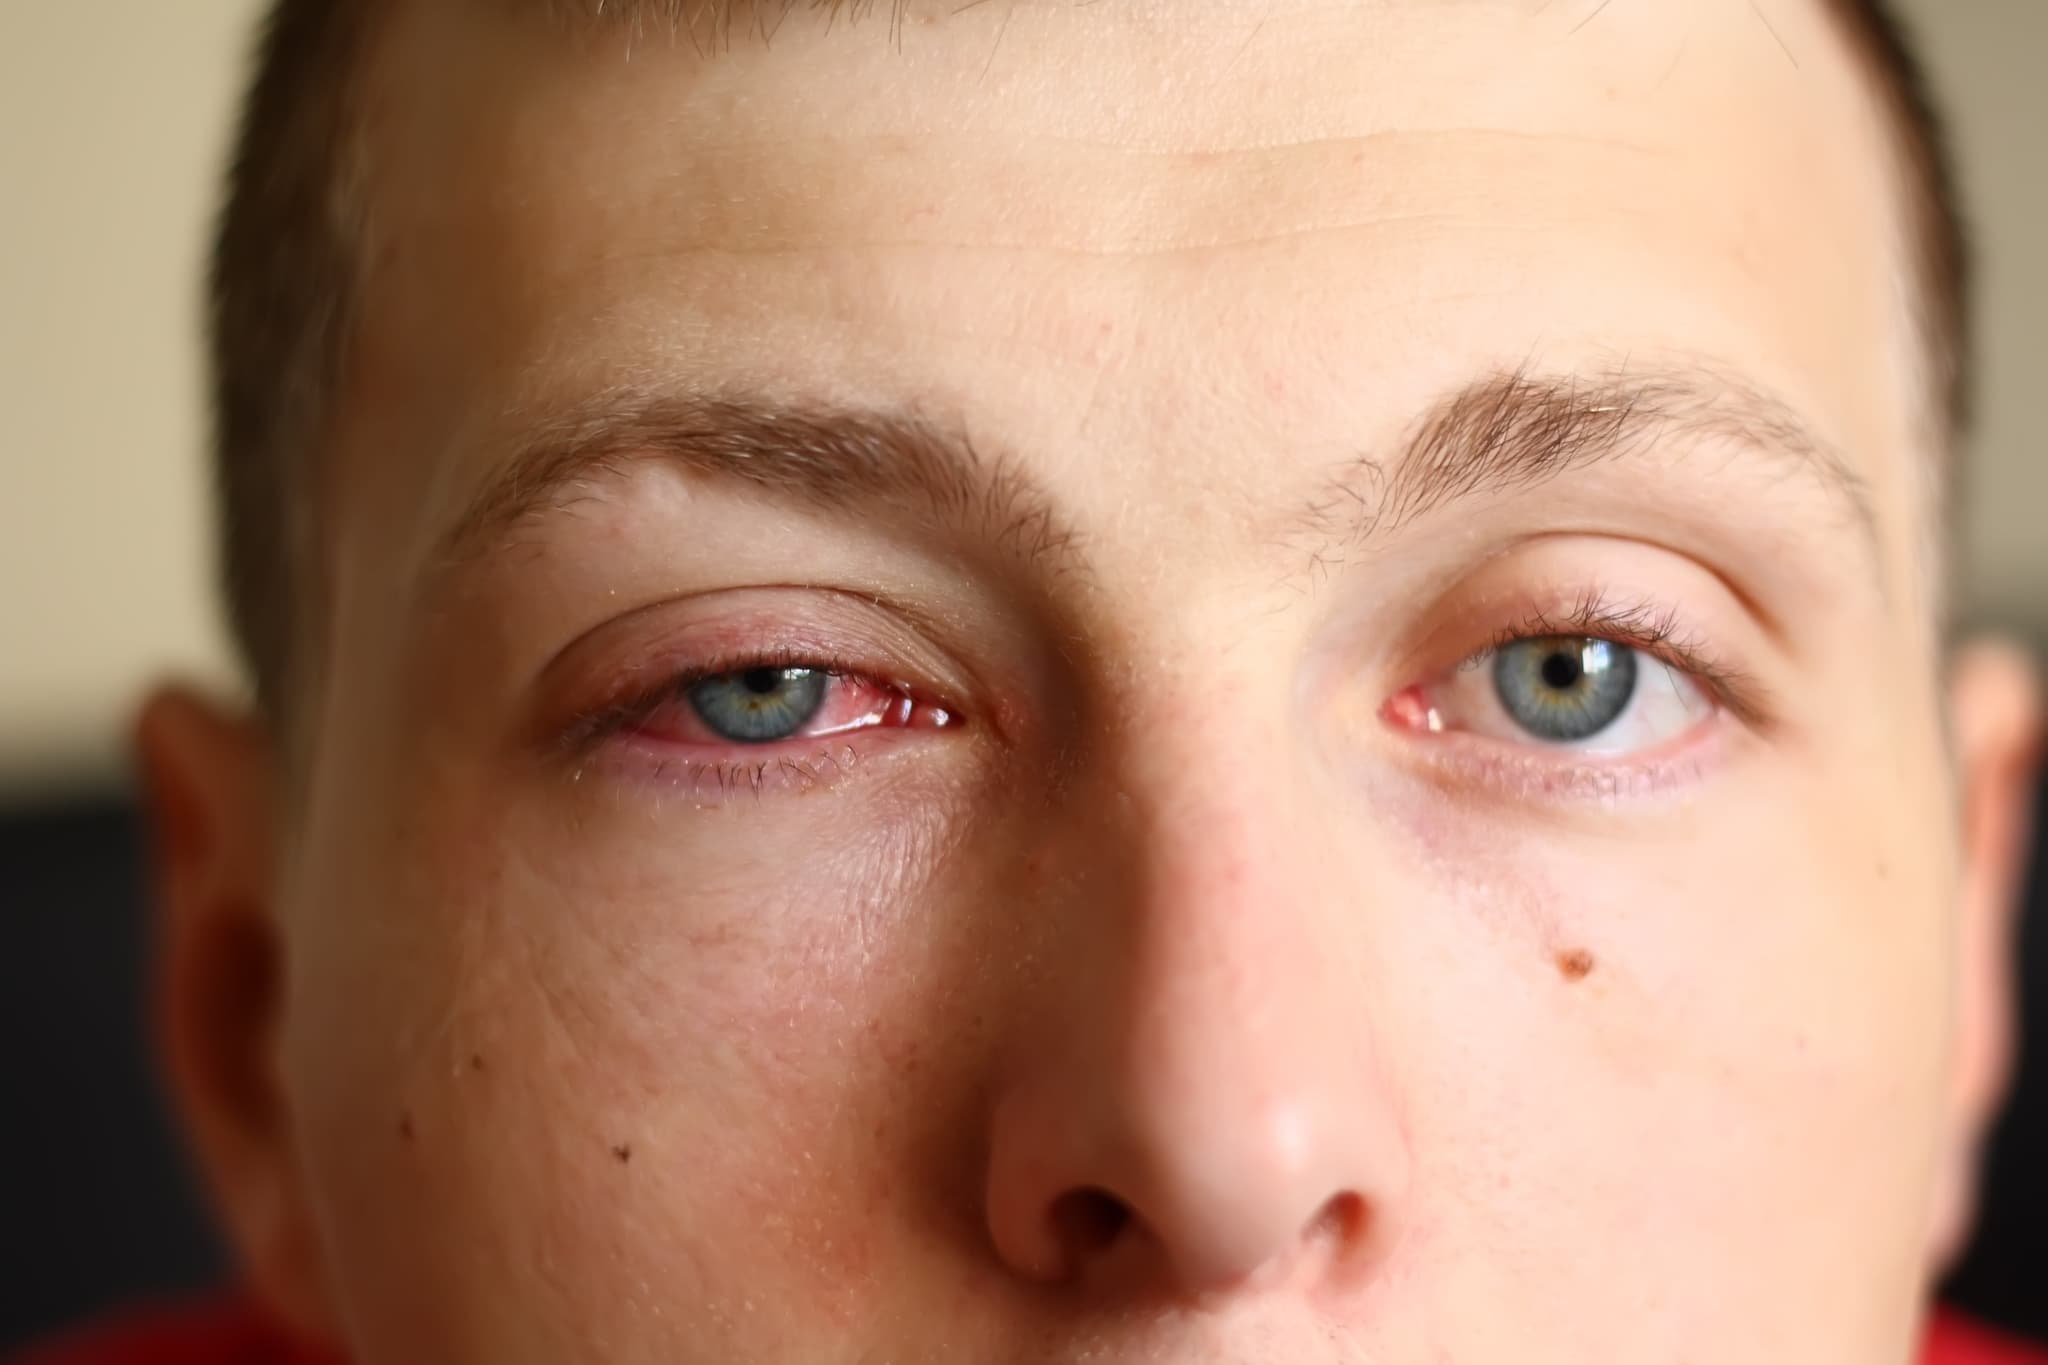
left=1281, top=357, right=1882, bottom=584
left=480, top=130, right=1668, bottom=264
left=403, top=0, right=1706, bottom=272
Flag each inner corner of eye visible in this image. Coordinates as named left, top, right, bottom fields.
left=1382, top=685, right=1439, bottom=732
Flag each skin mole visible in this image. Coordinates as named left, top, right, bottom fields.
left=1556, top=949, right=1597, bottom=983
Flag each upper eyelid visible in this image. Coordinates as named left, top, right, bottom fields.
left=531, top=583, right=991, bottom=722
left=1476, top=591, right=1691, bottom=658
left=1468, top=601, right=1721, bottom=682
left=1468, top=625, right=1702, bottom=683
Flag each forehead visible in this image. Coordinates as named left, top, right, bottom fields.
left=345, top=0, right=1922, bottom=593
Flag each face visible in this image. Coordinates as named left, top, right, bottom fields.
left=141, top=0, right=2048, bottom=1361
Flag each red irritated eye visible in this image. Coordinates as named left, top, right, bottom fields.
left=635, top=666, right=955, bottom=747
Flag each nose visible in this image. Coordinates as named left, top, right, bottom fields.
left=982, top=774, right=1410, bottom=1298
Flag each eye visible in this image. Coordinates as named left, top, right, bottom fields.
left=1493, top=636, right=1636, bottom=742
left=617, top=660, right=953, bottom=749
left=1397, top=634, right=1715, bottom=757
left=688, top=666, right=830, bottom=743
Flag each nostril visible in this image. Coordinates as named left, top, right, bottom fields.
left=1305, top=1190, right=1380, bottom=1286
left=1312, top=1190, right=1369, bottom=1244
left=1050, top=1186, right=1133, bottom=1258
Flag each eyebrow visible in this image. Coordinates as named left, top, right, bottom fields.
left=1290, top=360, right=1879, bottom=566
left=442, top=360, right=1877, bottom=583
left=439, top=391, right=1086, bottom=573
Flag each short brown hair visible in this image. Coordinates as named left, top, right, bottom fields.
left=207, top=0, right=1972, bottom=717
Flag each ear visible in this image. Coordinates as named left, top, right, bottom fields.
left=134, top=687, right=338, bottom=1345
left=1927, top=638, right=2044, bottom=1273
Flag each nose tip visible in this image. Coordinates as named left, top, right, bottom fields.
left=985, top=1085, right=1392, bottom=1295
left=1136, top=1176, right=1372, bottom=1294
left=1048, top=1184, right=1371, bottom=1294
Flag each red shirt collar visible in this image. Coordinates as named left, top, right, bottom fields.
left=20, top=1298, right=2045, bottom=1364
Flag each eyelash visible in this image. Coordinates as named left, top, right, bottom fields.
left=639, top=749, right=864, bottom=802
left=1466, top=587, right=1768, bottom=727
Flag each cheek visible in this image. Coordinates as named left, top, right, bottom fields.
left=284, top=761, right=1001, bottom=1356
left=1365, top=767, right=1949, bottom=1347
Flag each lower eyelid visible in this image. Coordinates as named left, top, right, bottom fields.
left=1384, top=693, right=1736, bottom=798
left=596, top=736, right=879, bottom=802
left=1406, top=736, right=1719, bottom=802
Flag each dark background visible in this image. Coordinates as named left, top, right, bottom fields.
left=3, top=783, right=2044, bottom=1352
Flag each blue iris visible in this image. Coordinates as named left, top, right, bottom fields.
left=1493, top=637, right=1637, bottom=742
left=687, top=667, right=829, bottom=743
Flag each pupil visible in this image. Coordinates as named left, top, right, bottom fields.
left=742, top=667, right=784, bottom=695
left=1540, top=650, right=1582, bottom=691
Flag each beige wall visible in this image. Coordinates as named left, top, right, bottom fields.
left=1, top=0, right=2042, bottom=786
left=1918, top=1, right=2048, bottom=633
left=1, top=3, right=260, bottom=785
